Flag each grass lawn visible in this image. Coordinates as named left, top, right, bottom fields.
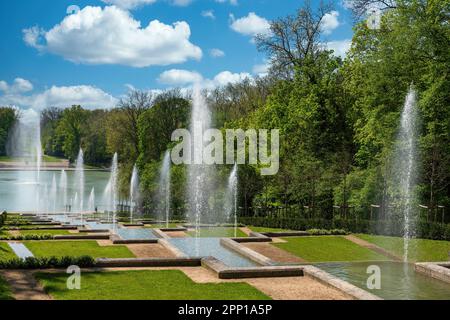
left=273, top=236, right=389, bottom=262
left=356, top=234, right=450, bottom=262
left=18, top=230, right=72, bottom=236
left=25, top=241, right=135, bottom=259
left=187, top=227, right=248, bottom=238
left=36, top=270, right=270, bottom=300
left=0, top=275, right=14, bottom=300
left=249, top=226, right=295, bottom=233
left=146, top=223, right=181, bottom=229
left=0, top=243, right=17, bottom=261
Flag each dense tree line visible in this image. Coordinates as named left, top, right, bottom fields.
left=0, top=0, right=448, bottom=222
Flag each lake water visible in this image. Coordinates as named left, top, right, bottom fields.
left=0, top=170, right=110, bottom=212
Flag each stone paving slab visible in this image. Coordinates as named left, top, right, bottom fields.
left=415, top=262, right=450, bottom=284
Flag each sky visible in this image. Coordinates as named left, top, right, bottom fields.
left=0, top=0, right=355, bottom=110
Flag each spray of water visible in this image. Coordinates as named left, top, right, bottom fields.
left=130, top=164, right=140, bottom=224
left=389, top=86, right=420, bottom=262
left=103, top=153, right=119, bottom=230
left=226, top=164, right=239, bottom=238
left=156, top=151, right=171, bottom=228
left=59, top=170, right=68, bottom=213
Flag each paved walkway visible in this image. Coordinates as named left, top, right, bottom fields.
left=0, top=270, right=52, bottom=300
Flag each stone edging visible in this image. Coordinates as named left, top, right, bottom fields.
left=95, top=257, right=202, bottom=268
left=158, top=239, right=187, bottom=258
left=415, top=262, right=450, bottom=284
left=220, top=238, right=275, bottom=266
left=302, top=265, right=382, bottom=300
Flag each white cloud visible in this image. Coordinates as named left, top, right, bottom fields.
left=158, top=69, right=252, bottom=89
left=101, top=0, right=157, bottom=10
left=201, top=10, right=216, bottom=19
left=23, top=6, right=202, bottom=68
left=230, top=12, right=271, bottom=37
left=210, top=48, right=225, bottom=58
left=158, top=69, right=203, bottom=85
left=0, top=80, right=117, bottom=110
left=252, top=61, right=270, bottom=77
left=171, top=0, right=193, bottom=6
left=215, top=0, right=238, bottom=5
left=325, top=39, right=352, bottom=58
left=321, top=11, right=341, bottom=35
left=0, top=78, right=34, bottom=94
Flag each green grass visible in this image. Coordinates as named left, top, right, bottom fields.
left=0, top=275, right=14, bottom=300
left=25, top=241, right=135, bottom=259
left=187, top=227, right=247, bottom=238
left=146, top=223, right=181, bottom=229
left=18, top=230, right=71, bottom=236
left=249, top=226, right=295, bottom=233
left=356, top=234, right=450, bottom=262
left=0, top=243, right=17, bottom=261
left=273, top=236, right=389, bottom=262
left=36, top=270, right=270, bottom=300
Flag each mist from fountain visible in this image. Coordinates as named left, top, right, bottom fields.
left=50, top=173, right=57, bottom=213
left=226, top=164, right=238, bottom=237
left=74, top=149, right=85, bottom=214
left=388, top=86, right=420, bottom=261
left=156, top=151, right=171, bottom=228
left=187, top=86, right=215, bottom=239
left=130, top=164, right=140, bottom=224
left=59, top=170, right=67, bottom=213
left=88, top=188, right=95, bottom=212
left=103, top=153, right=118, bottom=229
left=6, top=109, right=43, bottom=214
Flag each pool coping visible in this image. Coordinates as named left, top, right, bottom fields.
left=414, top=262, right=450, bottom=284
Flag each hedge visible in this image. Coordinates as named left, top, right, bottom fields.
left=0, top=234, right=54, bottom=241
left=239, top=217, right=450, bottom=241
left=0, top=256, right=95, bottom=269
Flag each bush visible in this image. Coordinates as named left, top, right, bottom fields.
left=306, top=229, right=349, bottom=236
left=239, top=217, right=450, bottom=241
left=0, top=234, right=54, bottom=241
left=0, top=256, right=96, bottom=269
left=0, top=211, right=6, bottom=226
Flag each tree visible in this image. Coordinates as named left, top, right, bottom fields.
left=0, top=107, right=18, bottom=156
left=255, top=0, right=334, bottom=79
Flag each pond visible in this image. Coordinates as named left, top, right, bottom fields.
left=0, top=170, right=110, bottom=212
left=317, top=261, right=450, bottom=300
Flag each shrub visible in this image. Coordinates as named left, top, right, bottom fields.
left=307, top=229, right=349, bottom=236
left=0, top=256, right=96, bottom=269
left=0, top=234, right=54, bottom=241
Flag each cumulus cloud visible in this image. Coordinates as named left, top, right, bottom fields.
left=321, top=11, right=341, bottom=35
left=0, top=79, right=117, bottom=110
left=209, top=48, right=225, bottom=58
left=325, top=39, right=352, bottom=58
left=215, top=0, right=238, bottom=5
left=158, top=69, right=203, bottom=85
left=0, top=78, right=34, bottom=94
left=23, top=6, right=202, bottom=68
left=230, top=12, right=271, bottom=37
left=158, top=69, right=252, bottom=89
left=101, top=0, right=157, bottom=10
left=252, top=61, right=270, bottom=77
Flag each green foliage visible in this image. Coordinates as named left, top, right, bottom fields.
left=0, top=256, right=95, bottom=269
left=0, top=234, right=54, bottom=241
left=0, top=107, right=18, bottom=156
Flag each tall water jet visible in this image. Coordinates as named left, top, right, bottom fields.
left=50, top=174, right=57, bottom=213
left=130, top=164, right=141, bottom=224
left=6, top=109, right=42, bottom=213
left=187, top=86, right=215, bottom=237
left=226, top=164, right=238, bottom=237
left=88, top=188, right=95, bottom=212
left=103, top=153, right=118, bottom=229
left=388, top=87, right=420, bottom=261
left=74, top=149, right=85, bottom=214
left=59, top=170, right=68, bottom=212
left=156, top=151, right=171, bottom=228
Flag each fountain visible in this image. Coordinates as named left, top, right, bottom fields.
left=103, top=153, right=118, bottom=230
left=74, top=149, right=85, bottom=213
left=130, top=164, right=140, bottom=224
left=50, top=173, right=57, bottom=213
left=388, top=86, right=420, bottom=261
left=88, top=188, right=95, bottom=212
left=156, top=151, right=171, bottom=228
left=226, top=164, right=238, bottom=237
left=6, top=109, right=43, bottom=213
left=59, top=170, right=67, bottom=213
left=187, top=86, right=215, bottom=237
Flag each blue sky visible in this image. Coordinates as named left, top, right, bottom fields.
left=0, top=0, right=355, bottom=110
